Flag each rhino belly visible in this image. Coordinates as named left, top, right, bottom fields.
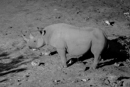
left=67, top=41, right=91, bottom=56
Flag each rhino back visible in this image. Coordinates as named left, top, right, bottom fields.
left=45, top=23, right=79, bottom=31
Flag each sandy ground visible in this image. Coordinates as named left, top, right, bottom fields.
left=0, top=0, right=130, bottom=87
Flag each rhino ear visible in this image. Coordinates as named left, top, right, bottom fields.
left=42, top=30, right=46, bottom=36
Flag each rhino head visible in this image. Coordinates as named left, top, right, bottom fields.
left=21, top=30, right=46, bottom=49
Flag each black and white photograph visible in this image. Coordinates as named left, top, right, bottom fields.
left=0, top=0, right=130, bottom=87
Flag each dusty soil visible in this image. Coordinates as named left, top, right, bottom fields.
left=0, top=0, right=130, bottom=87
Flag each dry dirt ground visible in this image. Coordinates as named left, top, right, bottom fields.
left=0, top=0, right=130, bottom=87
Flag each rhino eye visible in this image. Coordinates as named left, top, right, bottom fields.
left=34, top=40, right=36, bottom=42
left=32, top=40, right=37, bottom=43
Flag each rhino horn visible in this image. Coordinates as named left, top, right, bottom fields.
left=21, top=33, right=29, bottom=42
left=29, top=33, right=34, bottom=40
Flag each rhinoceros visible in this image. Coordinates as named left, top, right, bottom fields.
left=22, top=23, right=106, bottom=69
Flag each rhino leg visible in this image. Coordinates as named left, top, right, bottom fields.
left=91, top=40, right=104, bottom=69
left=57, top=48, right=67, bottom=68
left=91, top=47, right=100, bottom=69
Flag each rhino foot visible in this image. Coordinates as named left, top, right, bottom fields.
left=89, top=63, right=97, bottom=70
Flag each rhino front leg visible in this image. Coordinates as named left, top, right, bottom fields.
left=57, top=48, right=67, bottom=68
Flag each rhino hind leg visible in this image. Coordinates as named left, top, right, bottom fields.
left=91, top=39, right=105, bottom=69
left=57, top=48, right=67, bottom=68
